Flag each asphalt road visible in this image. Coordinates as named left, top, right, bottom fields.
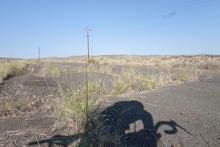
left=123, top=74, right=220, bottom=147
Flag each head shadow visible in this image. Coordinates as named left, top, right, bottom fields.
left=29, top=100, right=189, bottom=147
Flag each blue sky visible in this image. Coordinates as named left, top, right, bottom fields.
left=0, top=0, right=220, bottom=58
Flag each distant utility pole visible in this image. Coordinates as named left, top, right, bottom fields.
left=84, top=26, right=91, bottom=123
left=84, top=26, right=91, bottom=62
left=38, top=47, right=41, bottom=62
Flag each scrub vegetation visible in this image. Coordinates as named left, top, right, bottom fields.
left=0, top=60, right=30, bottom=82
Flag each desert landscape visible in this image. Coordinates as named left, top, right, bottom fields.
left=1, top=0, right=220, bottom=146
left=0, top=55, right=220, bottom=146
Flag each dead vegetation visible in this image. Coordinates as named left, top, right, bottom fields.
left=41, top=55, right=220, bottom=67
left=40, top=62, right=63, bottom=77
left=0, top=97, right=35, bottom=117
left=0, top=60, right=31, bottom=83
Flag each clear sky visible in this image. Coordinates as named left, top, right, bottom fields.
left=0, top=0, right=220, bottom=58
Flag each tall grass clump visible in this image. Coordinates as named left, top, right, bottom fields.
left=0, top=60, right=28, bottom=82
left=172, top=65, right=194, bottom=82
left=112, top=77, right=131, bottom=95
left=137, top=75, right=160, bottom=91
left=41, top=63, right=62, bottom=77
left=57, top=80, right=104, bottom=133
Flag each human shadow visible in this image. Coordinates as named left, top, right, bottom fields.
left=29, top=100, right=191, bottom=147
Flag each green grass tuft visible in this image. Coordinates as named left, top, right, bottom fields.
left=137, top=75, right=160, bottom=91
left=112, top=77, right=131, bottom=95
left=57, top=80, right=104, bottom=133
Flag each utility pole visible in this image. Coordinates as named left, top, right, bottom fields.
left=84, top=26, right=91, bottom=62
left=38, top=46, right=41, bottom=62
left=84, top=26, right=91, bottom=124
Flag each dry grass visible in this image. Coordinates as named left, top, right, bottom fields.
left=53, top=58, right=207, bottom=96
left=172, top=65, right=197, bottom=82
left=38, top=56, right=219, bottom=98
left=112, top=77, right=131, bottom=95
left=136, top=75, right=160, bottom=91
left=151, top=58, right=162, bottom=66
left=42, top=55, right=220, bottom=68
left=0, top=60, right=30, bottom=83
left=56, top=80, right=104, bottom=133
left=41, top=63, right=62, bottom=77
left=0, top=96, right=40, bottom=117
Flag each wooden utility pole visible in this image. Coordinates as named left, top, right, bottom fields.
left=84, top=26, right=91, bottom=122
left=84, top=26, right=91, bottom=62
left=38, top=47, right=41, bottom=62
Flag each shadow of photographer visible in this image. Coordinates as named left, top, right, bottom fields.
left=29, top=100, right=191, bottom=147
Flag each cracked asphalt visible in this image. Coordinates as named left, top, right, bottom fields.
left=119, top=74, right=220, bottom=147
